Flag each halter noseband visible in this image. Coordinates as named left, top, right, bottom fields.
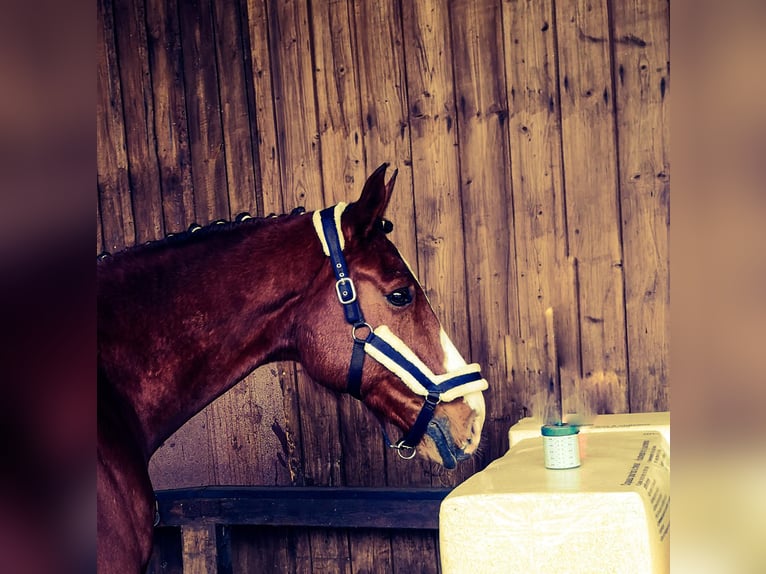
left=312, top=203, right=488, bottom=461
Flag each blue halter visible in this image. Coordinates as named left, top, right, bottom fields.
left=313, top=203, right=487, bottom=461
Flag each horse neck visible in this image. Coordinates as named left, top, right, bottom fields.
left=98, top=214, right=325, bottom=457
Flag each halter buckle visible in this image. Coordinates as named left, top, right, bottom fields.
left=335, top=277, right=357, bottom=304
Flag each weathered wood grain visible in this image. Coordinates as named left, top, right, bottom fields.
left=311, top=0, right=365, bottom=205
left=450, top=0, right=516, bottom=462
left=612, top=0, right=670, bottom=412
left=205, top=368, right=294, bottom=486
left=353, top=0, right=417, bottom=263
left=211, top=0, right=259, bottom=217
left=145, top=0, right=195, bottom=233
left=555, top=0, right=629, bottom=416
left=180, top=525, right=217, bottom=574
left=178, top=0, right=229, bottom=223
left=246, top=0, right=280, bottom=218
left=267, top=0, right=323, bottom=211
left=112, top=0, right=165, bottom=241
left=97, top=0, right=134, bottom=252
left=390, top=531, right=440, bottom=574
left=349, top=531, right=393, bottom=574
left=231, top=526, right=308, bottom=573
left=502, top=0, right=574, bottom=426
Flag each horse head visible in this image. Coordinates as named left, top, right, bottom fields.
left=295, top=164, right=488, bottom=469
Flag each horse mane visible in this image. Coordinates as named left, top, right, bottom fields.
left=97, top=206, right=394, bottom=262
left=97, top=207, right=307, bottom=262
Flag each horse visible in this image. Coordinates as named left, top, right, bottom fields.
left=97, top=163, right=488, bottom=573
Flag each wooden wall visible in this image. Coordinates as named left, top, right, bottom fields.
left=97, top=0, right=669, bottom=570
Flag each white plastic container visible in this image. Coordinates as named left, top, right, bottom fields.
left=541, top=422, right=581, bottom=469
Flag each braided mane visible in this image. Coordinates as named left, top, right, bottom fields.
left=97, top=207, right=307, bottom=261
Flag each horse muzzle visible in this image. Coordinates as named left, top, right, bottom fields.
left=425, top=416, right=470, bottom=469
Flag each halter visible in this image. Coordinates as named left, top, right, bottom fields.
left=312, top=203, right=488, bottom=461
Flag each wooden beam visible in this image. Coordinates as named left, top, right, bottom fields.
left=181, top=524, right=217, bottom=574
left=156, top=487, right=451, bottom=530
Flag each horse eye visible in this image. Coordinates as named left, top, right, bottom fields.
left=386, top=287, right=413, bottom=307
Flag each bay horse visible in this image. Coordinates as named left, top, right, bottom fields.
left=97, top=164, right=488, bottom=573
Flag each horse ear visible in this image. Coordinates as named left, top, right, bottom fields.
left=348, top=163, right=398, bottom=239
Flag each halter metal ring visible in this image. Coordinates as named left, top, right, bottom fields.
left=392, top=441, right=417, bottom=460
left=352, top=322, right=373, bottom=342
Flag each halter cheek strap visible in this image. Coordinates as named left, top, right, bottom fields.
left=312, top=204, right=489, bottom=459
left=312, top=203, right=368, bottom=399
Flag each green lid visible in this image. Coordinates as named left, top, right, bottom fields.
left=541, top=422, right=579, bottom=436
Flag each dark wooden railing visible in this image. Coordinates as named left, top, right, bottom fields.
left=154, top=487, right=451, bottom=573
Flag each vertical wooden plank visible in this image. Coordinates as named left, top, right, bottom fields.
left=353, top=0, right=427, bottom=492
left=502, top=0, right=574, bottom=426
left=97, top=0, right=135, bottom=252
left=347, top=531, right=392, bottom=574
left=312, top=0, right=365, bottom=205
left=353, top=0, right=417, bottom=266
left=231, top=526, right=310, bottom=573
left=211, top=0, right=259, bottom=216
left=315, top=0, right=402, bottom=530
left=400, top=0, right=472, bottom=489
left=450, top=0, right=517, bottom=463
left=389, top=531, right=440, bottom=574
left=113, top=0, right=165, bottom=242
left=246, top=0, right=282, bottom=217
left=555, top=0, right=629, bottom=416
left=611, top=0, right=670, bottom=412
left=181, top=525, right=218, bottom=574
left=235, top=0, right=265, bottom=219
left=145, top=0, right=195, bottom=233
left=268, top=0, right=323, bottom=210
left=179, top=0, right=229, bottom=223
left=307, top=529, right=352, bottom=574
